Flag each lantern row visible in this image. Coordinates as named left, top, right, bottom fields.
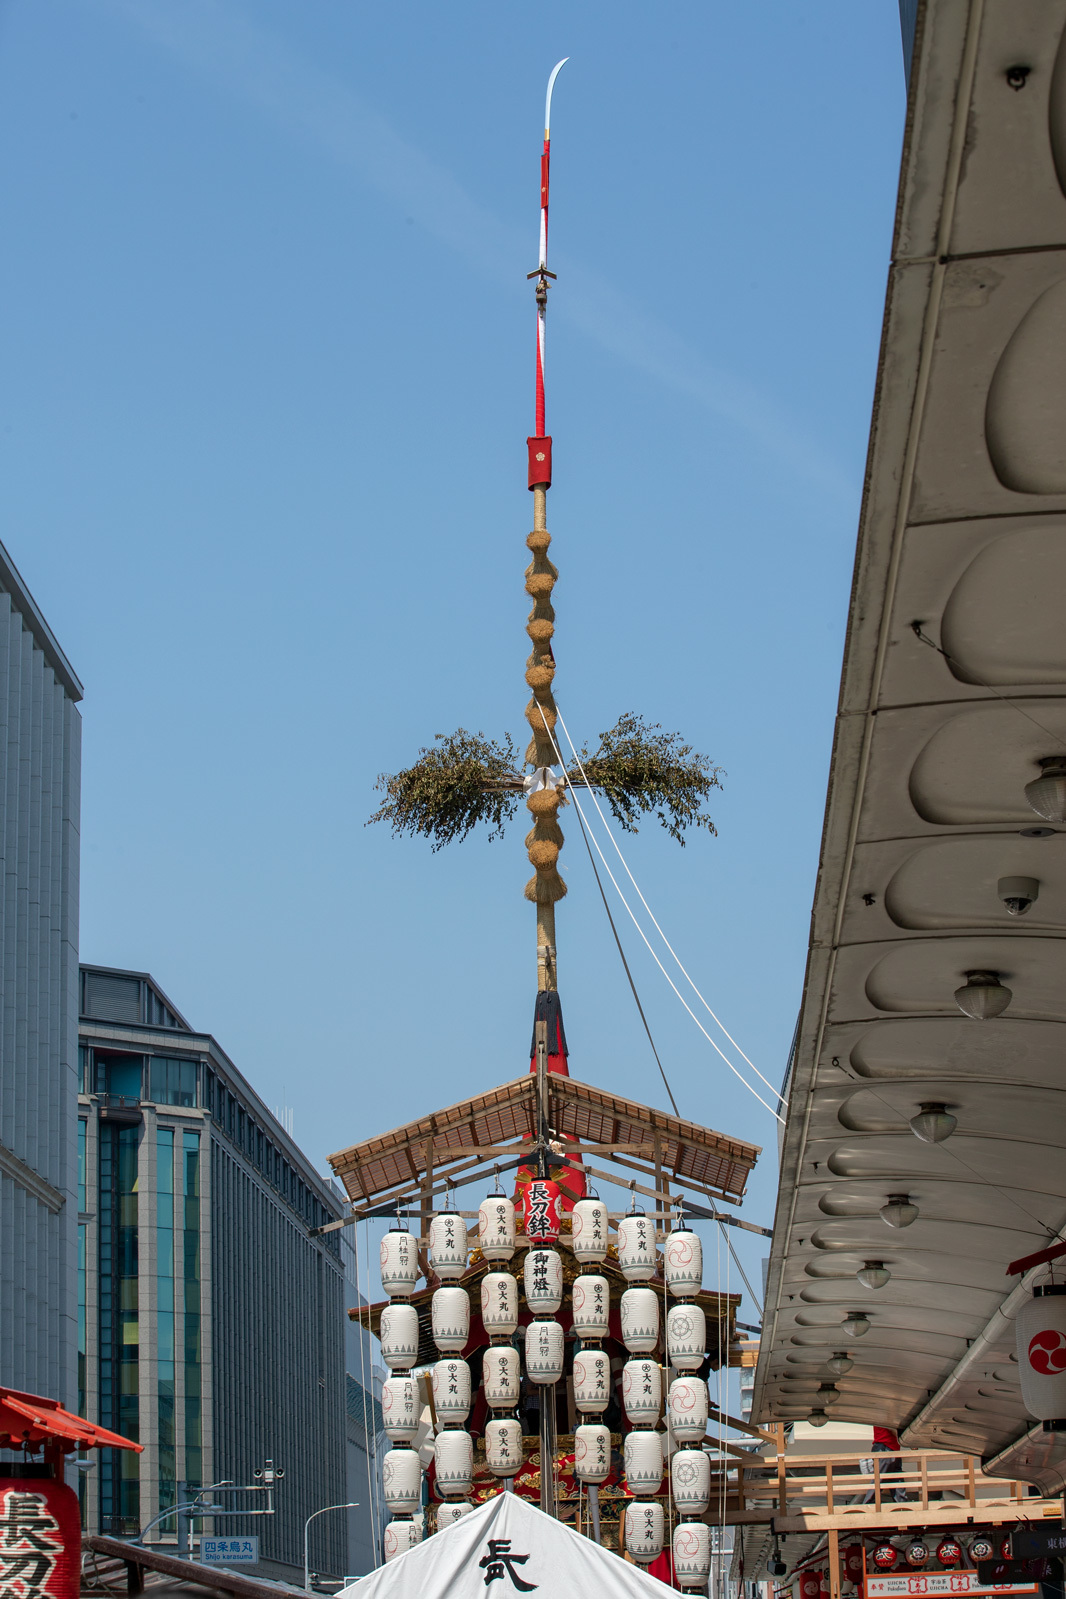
left=376, top=1191, right=715, bottom=1587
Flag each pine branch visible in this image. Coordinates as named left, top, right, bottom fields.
left=367, top=730, right=522, bottom=850
left=569, top=714, right=722, bottom=843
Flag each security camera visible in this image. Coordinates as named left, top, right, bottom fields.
left=998, top=875, right=1039, bottom=917
left=768, top=1560, right=788, bottom=1578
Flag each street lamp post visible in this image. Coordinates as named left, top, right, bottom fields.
left=304, top=1503, right=360, bottom=1592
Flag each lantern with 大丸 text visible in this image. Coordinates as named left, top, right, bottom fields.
left=574, top=1422, right=611, bottom=1484
left=431, top=1358, right=471, bottom=1426
left=436, top=1500, right=473, bottom=1529
left=623, top=1358, right=662, bottom=1426
left=626, top=1500, right=664, bottom=1565
left=429, top=1212, right=468, bottom=1281
left=617, top=1211, right=656, bottom=1281
left=481, top=1272, right=519, bottom=1337
left=572, top=1273, right=609, bottom=1338
left=478, top=1195, right=516, bottom=1262
left=571, top=1197, right=608, bottom=1262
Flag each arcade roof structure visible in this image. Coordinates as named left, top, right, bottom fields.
left=754, top=0, right=1066, bottom=1490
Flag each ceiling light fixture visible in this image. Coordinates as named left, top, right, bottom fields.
left=857, top=1261, right=891, bottom=1290
left=816, top=1381, right=840, bottom=1406
left=1025, top=757, right=1066, bottom=824
left=954, top=969, right=1012, bottom=1019
left=881, top=1194, right=919, bottom=1229
left=909, top=1102, right=957, bottom=1143
left=841, top=1312, right=870, bottom=1338
left=825, top=1351, right=854, bottom=1377
left=808, top=1407, right=828, bottom=1428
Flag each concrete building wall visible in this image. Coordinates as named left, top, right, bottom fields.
left=0, top=555, right=82, bottom=1411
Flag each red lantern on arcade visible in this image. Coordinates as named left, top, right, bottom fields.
left=1016, top=1285, right=1066, bottom=1429
left=798, top=1571, right=820, bottom=1599
left=969, top=1539, right=994, bottom=1563
left=843, top=1546, right=864, bottom=1584
left=905, top=1542, right=929, bottom=1567
left=936, top=1539, right=962, bottom=1567
left=523, top=1178, right=561, bottom=1243
left=872, top=1546, right=897, bottom=1571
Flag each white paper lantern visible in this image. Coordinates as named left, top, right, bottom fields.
left=382, top=1447, right=422, bottom=1514
left=623, top=1357, right=662, bottom=1426
left=671, top=1445, right=711, bottom=1514
left=481, top=1271, right=519, bottom=1336
left=571, top=1197, right=609, bottom=1263
left=665, top=1226, right=704, bottom=1298
left=485, top=1416, right=524, bottom=1477
left=618, top=1212, right=657, bottom=1281
left=574, top=1422, right=611, bottom=1484
left=429, top=1213, right=468, bottom=1281
left=431, top=1358, right=471, bottom=1425
left=436, top=1500, right=473, bottom=1529
left=524, top=1318, right=564, bottom=1385
left=668, top=1375, right=709, bottom=1443
left=380, top=1302, right=420, bottom=1371
left=483, top=1344, right=521, bottom=1409
left=524, top=1248, right=564, bottom=1314
left=626, top=1500, right=664, bottom=1564
left=432, top=1286, right=470, bottom=1354
left=434, top=1428, right=474, bottom=1497
left=621, top=1287, right=660, bottom=1353
left=573, top=1347, right=611, bottom=1414
left=1017, top=1287, right=1066, bottom=1423
left=382, top=1375, right=420, bottom=1442
left=478, top=1195, right=516, bottom=1262
left=383, top=1519, right=422, bottom=1562
left=667, top=1303, right=706, bottom=1372
left=380, top=1228, right=419, bottom=1297
left=673, top=1522, right=712, bottom=1589
left=624, top=1429, right=664, bottom=1496
left=571, top=1273, right=610, bottom=1339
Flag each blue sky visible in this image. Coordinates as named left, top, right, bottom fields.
left=0, top=1, right=905, bottom=1326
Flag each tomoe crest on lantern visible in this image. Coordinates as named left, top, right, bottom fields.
left=1016, top=1285, right=1066, bottom=1426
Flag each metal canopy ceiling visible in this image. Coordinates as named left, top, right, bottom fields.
left=754, top=0, right=1066, bottom=1482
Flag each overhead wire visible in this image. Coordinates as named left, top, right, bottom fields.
left=551, top=720, right=767, bottom=1312
left=555, top=704, right=785, bottom=1108
left=543, top=718, right=785, bottom=1124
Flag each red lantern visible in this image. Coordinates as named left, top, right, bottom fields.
left=936, top=1539, right=962, bottom=1567
left=872, top=1546, right=897, bottom=1571
left=969, top=1539, right=994, bottom=1563
left=843, top=1546, right=864, bottom=1582
left=522, top=1179, right=561, bottom=1243
left=818, top=1571, right=831, bottom=1599
left=0, top=1478, right=81, bottom=1599
left=905, top=1542, right=929, bottom=1567
left=798, top=1572, right=820, bottom=1599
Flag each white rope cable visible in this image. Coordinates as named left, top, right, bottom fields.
left=543, top=718, right=784, bottom=1124
left=555, top=705, right=784, bottom=1108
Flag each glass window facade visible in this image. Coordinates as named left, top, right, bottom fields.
left=157, top=1129, right=176, bottom=1515
left=99, top=1122, right=140, bottom=1533
left=183, top=1130, right=202, bottom=1490
left=78, top=1120, right=87, bottom=1418
left=149, top=1057, right=199, bottom=1107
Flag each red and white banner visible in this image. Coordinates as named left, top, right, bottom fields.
left=866, top=1577, right=1037, bottom=1597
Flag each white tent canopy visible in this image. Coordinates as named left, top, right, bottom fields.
left=341, top=1493, right=669, bottom=1599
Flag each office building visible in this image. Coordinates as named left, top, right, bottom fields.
left=78, top=964, right=349, bottom=1581
left=0, top=540, right=82, bottom=1410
